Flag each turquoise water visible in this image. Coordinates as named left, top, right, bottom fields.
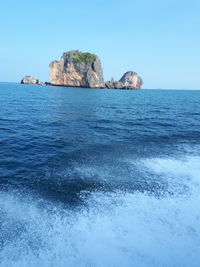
left=0, top=82, right=200, bottom=266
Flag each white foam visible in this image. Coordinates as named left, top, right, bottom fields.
left=0, top=155, right=200, bottom=266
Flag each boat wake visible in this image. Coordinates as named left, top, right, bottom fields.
left=0, top=154, right=200, bottom=267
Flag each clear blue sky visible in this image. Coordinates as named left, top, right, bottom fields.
left=0, top=0, right=200, bottom=89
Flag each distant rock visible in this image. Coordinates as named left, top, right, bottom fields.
left=21, top=51, right=143, bottom=90
left=105, top=72, right=142, bottom=89
left=105, top=81, right=124, bottom=89
left=21, top=76, right=39, bottom=84
left=119, top=71, right=143, bottom=89
left=50, top=50, right=105, bottom=88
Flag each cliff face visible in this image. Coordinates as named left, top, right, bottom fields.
left=119, top=71, right=143, bottom=89
left=50, top=50, right=104, bottom=88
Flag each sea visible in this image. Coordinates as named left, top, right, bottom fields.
left=0, top=82, right=200, bottom=267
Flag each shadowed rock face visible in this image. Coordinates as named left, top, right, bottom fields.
left=119, top=71, right=143, bottom=89
left=50, top=50, right=105, bottom=88
left=21, top=76, right=39, bottom=84
left=105, top=81, right=124, bottom=89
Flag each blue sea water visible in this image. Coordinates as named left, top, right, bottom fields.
left=0, top=82, right=200, bottom=267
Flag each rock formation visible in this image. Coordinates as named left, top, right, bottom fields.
left=105, top=81, right=124, bottom=89
left=21, top=51, right=143, bottom=89
left=21, top=76, right=39, bottom=84
left=105, top=72, right=143, bottom=89
left=119, top=71, right=143, bottom=89
left=50, top=50, right=105, bottom=88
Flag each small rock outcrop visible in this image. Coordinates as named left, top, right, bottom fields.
left=50, top=50, right=105, bottom=88
left=105, top=72, right=143, bottom=89
left=119, top=71, right=143, bottom=89
left=105, top=81, right=124, bottom=89
left=21, top=76, right=39, bottom=84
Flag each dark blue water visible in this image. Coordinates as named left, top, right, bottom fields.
left=0, top=82, right=200, bottom=266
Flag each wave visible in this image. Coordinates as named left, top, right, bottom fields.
left=0, top=154, right=200, bottom=266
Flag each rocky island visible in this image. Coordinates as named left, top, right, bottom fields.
left=21, top=76, right=39, bottom=84
left=50, top=50, right=104, bottom=88
left=22, top=50, right=143, bottom=89
left=105, top=72, right=142, bottom=90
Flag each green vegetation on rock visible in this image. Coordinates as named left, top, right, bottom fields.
left=75, top=52, right=96, bottom=64
left=66, top=51, right=97, bottom=64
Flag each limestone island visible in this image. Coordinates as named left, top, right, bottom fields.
left=21, top=76, right=39, bottom=84
left=21, top=76, right=46, bottom=86
left=21, top=50, right=143, bottom=89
